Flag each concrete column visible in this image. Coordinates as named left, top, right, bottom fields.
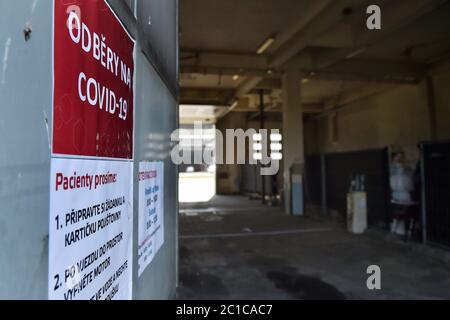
left=216, top=112, right=247, bottom=195
left=282, top=71, right=304, bottom=214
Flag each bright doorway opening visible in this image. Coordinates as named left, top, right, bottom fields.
left=178, top=123, right=217, bottom=203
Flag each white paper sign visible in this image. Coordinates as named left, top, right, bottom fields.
left=49, top=158, right=133, bottom=300
left=138, top=161, right=165, bottom=277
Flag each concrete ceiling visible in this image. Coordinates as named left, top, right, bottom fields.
left=180, top=0, right=325, bottom=53
left=357, top=6, right=450, bottom=63
left=179, top=0, right=450, bottom=122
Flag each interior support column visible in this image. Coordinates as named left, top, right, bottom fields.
left=282, top=71, right=304, bottom=215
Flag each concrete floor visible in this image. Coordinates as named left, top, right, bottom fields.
left=178, top=196, right=450, bottom=300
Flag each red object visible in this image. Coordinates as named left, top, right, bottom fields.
left=53, top=0, right=135, bottom=159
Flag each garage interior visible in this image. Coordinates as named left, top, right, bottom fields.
left=177, top=0, right=450, bottom=299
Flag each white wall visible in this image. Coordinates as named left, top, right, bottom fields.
left=305, top=68, right=450, bottom=164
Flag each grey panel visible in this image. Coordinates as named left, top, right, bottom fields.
left=422, top=141, right=450, bottom=248
left=108, top=0, right=137, bottom=38
left=137, top=0, right=179, bottom=97
left=0, top=0, right=52, bottom=299
left=133, top=45, right=178, bottom=299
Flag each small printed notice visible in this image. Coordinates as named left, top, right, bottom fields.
left=138, top=162, right=165, bottom=277
left=49, top=158, right=133, bottom=300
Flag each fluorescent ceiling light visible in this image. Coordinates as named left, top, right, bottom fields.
left=256, top=36, right=275, bottom=55
left=345, top=47, right=368, bottom=59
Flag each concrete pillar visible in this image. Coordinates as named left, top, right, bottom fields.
left=216, top=112, right=247, bottom=194
left=282, top=71, right=304, bottom=214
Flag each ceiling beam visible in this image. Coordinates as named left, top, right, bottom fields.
left=268, top=0, right=355, bottom=68
left=181, top=51, right=268, bottom=70
left=245, top=103, right=325, bottom=118
left=230, top=76, right=264, bottom=104
left=180, top=65, right=281, bottom=79
left=218, top=0, right=360, bottom=104
left=268, top=0, right=334, bottom=53
left=180, top=0, right=442, bottom=103
left=313, top=0, right=449, bottom=69
left=428, top=54, right=450, bottom=76
left=254, top=78, right=282, bottom=90
left=305, top=59, right=427, bottom=84
left=180, top=87, right=233, bottom=106
left=235, top=77, right=265, bottom=97
left=229, top=0, right=436, bottom=99
left=322, top=83, right=396, bottom=112
left=181, top=58, right=426, bottom=85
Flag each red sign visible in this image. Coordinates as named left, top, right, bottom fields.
left=53, top=0, right=135, bottom=159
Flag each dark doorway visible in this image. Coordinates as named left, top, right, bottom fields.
left=422, top=141, right=450, bottom=248
left=325, top=149, right=390, bottom=228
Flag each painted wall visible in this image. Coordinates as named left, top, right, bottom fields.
left=305, top=68, right=450, bottom=164
left=433, top=70, right=450, bottom=140
left=0, top=0, right=53, bottom=299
